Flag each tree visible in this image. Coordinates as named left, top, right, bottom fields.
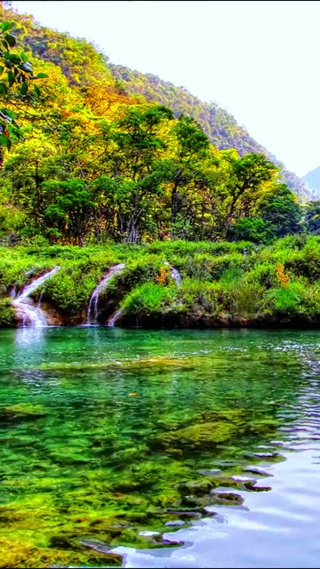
left=305, top=200, right=320, bottom=235
left=0, top=20, right=47, bottom=157
left=161, top=115, right=217, bottom=239
left=107, top=105, right=174, bottom=242
left=258, top=183, right=302, bottom=238
left=222, top=153, right=277, bottom=238
left=43, top=178, right=94, bottom=244
left=231, top=217, right=269, bottom=243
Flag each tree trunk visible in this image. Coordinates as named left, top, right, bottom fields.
left=171, top=182, right=180, bottom=239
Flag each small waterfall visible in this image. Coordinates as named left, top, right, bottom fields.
left=12, top=266, right=60, bottom=327
left=107, top=307, right=124, bottom=328
left=87, top=263, right=125, bottom=325
left=164, top=262, right=181, bottom=288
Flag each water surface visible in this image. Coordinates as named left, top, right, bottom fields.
left=0, top=327, right=320, bottom=567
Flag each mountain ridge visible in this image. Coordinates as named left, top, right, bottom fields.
left=302, top=165, right=320, bottom=197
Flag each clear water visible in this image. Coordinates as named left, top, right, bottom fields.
left=0, top=327, right=320, bottom=567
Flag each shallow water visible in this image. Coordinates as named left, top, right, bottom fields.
left=0, top=327, right=320, bottom=567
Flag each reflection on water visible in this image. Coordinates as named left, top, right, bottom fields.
left=114, top=373, right=320, bottom=568
left=0, top=327, right=320, bottom=567
left=15, top=325, right=46, bottom=347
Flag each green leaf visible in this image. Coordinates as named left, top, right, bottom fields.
left=20, top=51, right=28, bottom=63
left=33, top=84, right=40, bottom=97
left=8, top=123, right=22, bottom=140
left=0, top=133, right=10, bottom=148
left=7, top=54, right=20, bottom=64
left=1, top=22, right=13, bottom=32
left=19, top=82, right=28, bottom=95
left=35, top=72, right=48, bottom=79
left=0, top=66, right=3, bottom=76
left=0, top=83, right=8, bottom=95
left=7, top=70, right=15, bottom=87
left=0, top=108, right=15, bottom=119
left=4, top=34, right=16, bottom=48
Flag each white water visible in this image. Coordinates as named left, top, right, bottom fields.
left=12, top=266, right=60, bottom=327
left=107, top=307, right=124, bottom=327
left=87, top=263, right=125, bottom=325
left=164, top=262, right=181, bottom=288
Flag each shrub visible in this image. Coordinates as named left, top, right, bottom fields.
left=232, top=283, right=266, bottom=319
left=121, top=282, right=177, bottom=317
left=0, top=298, right=16, bottom=327
left=267, top=281, right=304, bottom=314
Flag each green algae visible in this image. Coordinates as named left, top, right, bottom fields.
left=0, top=326, right=313, bottom=566
left=0, top=536, right=123, bottom=568
left=1, top=403, right=47, bottom=423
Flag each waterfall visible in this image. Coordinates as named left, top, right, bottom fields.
left=12, top=266, right=61, bottom=327
left=164, top=262, right=181, bottom=288
left=107, top=307, right=124, bottom=328
left=86, top=263, right=125, bottom=325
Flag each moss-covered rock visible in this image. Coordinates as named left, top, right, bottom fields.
left=0, top=403, right=47, bottom=423
left=0, top=536, right=123, bottom=569
left=155, top=421, right=239, bottom=451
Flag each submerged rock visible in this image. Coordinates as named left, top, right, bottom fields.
left=155, top=421, right=238, bottom=451
left=164, top=520, right=185, bottom=527
left=80, top=538, right=111, bottom=553
left=209, top=491, right=244, bottom=506
left=243, top=466, right=272, bottom=477
left=0, top=403, right=46, bottom=424
left=197, top=468, right=222, bottom=476
left=164, top=509, right=202, bottom=519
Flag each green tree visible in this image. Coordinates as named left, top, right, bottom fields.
left=108, top=105, right=174, bottom=242
left=43, top=178, right=94, bottom=244
left=223, top=153, right=277, bottom=238
left=231, top=217, right=269, bottom=243
left=258, top=183, right=302, bottom=238
left=305, top=200, right=320, bottom=235
left=163, top=115, right=216, bottom=239
left=0, top=19, right=47, bottom=158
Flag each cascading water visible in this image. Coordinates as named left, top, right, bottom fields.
left=107, top=307, right=123, bottom=328
left=86, top=263, right=125, bottom=325
left=164, top=262, right=181, bottom=288
left=12, top=266, right=61, bottom=327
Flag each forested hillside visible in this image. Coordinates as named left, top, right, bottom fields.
left=0, top=7, right=312, bottom=248
left=109, top=65, right=312, bottom=202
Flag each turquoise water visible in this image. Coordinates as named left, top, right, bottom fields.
left=0, top=327, right=320, bottom=567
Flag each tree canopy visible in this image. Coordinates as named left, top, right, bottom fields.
left=0, top=6, right=313, bottom=246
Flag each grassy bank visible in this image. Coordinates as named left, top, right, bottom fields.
left=1, top=235, right=320, bottom=328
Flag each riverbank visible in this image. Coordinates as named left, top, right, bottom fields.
left=1, top=234, right=320, bottom=329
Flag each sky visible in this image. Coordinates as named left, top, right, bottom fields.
left=10, top=0, right=320, bottom=177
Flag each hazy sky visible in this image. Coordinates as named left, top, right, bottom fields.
left=11, top=0, right=320, bottom=177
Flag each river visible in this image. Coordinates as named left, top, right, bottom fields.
left=0, top=327, right=319, bottom=567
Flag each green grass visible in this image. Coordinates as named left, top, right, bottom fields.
left=2, top=236, right=320, bottom=327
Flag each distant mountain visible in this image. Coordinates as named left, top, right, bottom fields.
left=109, top=64, right=313, bottom=202
left=302, top=166, right=320, bottom=197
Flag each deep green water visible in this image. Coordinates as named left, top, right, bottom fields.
left=1, top=327, right=320, bottom=567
